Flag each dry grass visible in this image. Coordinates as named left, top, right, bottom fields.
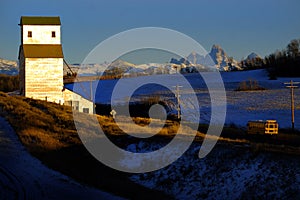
left=99, top=115, right=180, bottom=137
left=0, top=91, right=188, bottom=152
left=0, top=92, right=81, bottom=152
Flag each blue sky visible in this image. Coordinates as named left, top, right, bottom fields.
left=0, top=0, right=300, bottom=63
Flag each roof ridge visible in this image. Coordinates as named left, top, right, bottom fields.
left=20, top=16, right=61, bottom=25
left=21, top=44, right=64, bottom=58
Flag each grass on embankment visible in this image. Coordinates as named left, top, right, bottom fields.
left=0, top=92, right=173, bottom=199
left=0, top=92, right=81, bottom=152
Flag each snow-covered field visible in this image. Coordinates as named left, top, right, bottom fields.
left=109, top=69, right=299, bottom=199
left=214, top=69, right=300, bottom=129
left=205, top=70, right=298, bottom=129
left=69, top=69, right=300, bottom=129
left=66, top=69, right=300, bottom=199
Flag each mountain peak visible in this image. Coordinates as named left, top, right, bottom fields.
left=211, top=44, right=222, bottom=50
left=209, top=44, right=242, bottom=71
left=247, top=52, right=261, bottom=60
left=171, top=45, right=241, bottom=71
left=0, top=58, right=18, bottom=75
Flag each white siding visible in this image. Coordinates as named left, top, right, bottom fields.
left=22, top=25, right=61, bottom=44
left=24, top=58, right=64, bottom=103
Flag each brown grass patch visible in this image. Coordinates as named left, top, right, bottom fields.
left=0, top=92, right=81, bottom=152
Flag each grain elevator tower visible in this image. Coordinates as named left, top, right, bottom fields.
left=18, top=16, right=64, bottom=103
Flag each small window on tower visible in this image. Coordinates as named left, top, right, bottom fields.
left=52, top=31, right=56, bottom=38
left=28, top=31, right=32, bottom=38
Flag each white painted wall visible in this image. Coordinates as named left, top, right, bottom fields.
left=22, top=25, right=61, bottom=44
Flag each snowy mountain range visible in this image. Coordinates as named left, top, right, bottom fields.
left=0, top=58, right=18, bottom=75
left=1, top=45, right=257, bottom=76
left=172, top=44, right=242, bottom=72
left=101, top=60, right=177, bottom=77
left=93, top=44, right=243, bottom=77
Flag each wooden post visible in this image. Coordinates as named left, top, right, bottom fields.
left=291, top=84, right=295, bottom=130
left=285, top=80, right=299, bottom=131
left=90, top=80, right=93, bottom=101
left=173, top=85, right=182, bottom=119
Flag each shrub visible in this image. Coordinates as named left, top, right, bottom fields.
left=235, top=79, right=266, bottom=91
left=0, top=74, right=19, bottom=92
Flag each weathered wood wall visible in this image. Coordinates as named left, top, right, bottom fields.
left=24, top=58, right=64, bottom=103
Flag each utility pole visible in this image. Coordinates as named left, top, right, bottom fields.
left=173, top=85, right=182, bottom=119
left=284, top=80, right=299, bottom=131
left=90, top=80, right=93, bottom=101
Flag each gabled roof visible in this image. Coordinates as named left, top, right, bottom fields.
left=20, top=16, right=61, bottom=25
left=20, top=44, right=64, bottom=58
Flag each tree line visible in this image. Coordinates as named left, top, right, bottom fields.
left=265, top=39, right=300, bottom=78
left=0, top=74, right=19, bottom=92
left=243, top=39, right=300, bottom=78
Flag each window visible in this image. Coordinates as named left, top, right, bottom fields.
left=51, top=31, right=56, bottom=38
left=65, top=101, right=79, bottom=111
left=64, top=101, right=72, bottom=106
left=28, top=31, right=32, bottom=38
left=72, top=101, right=79, bottom=111
left=83, top=108, right=89, bottom=114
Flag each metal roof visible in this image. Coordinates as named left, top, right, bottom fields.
left=20, top=16, right=61, bottom=25
left=21, top=44, right=64, bottom=58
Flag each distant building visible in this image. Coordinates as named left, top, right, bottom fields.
left=247, top=120, right=278, bottom=135
left=63, top=88, right=94, bottom=114
left=18, top=16, right=94, bottom=114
